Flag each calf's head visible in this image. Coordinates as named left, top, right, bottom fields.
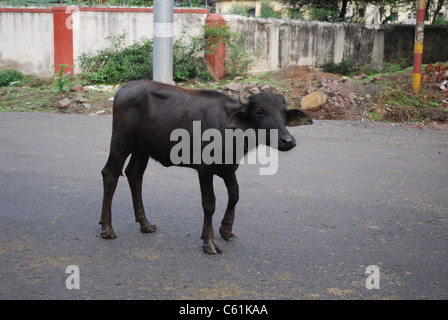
left=227, top=92, right=312, bottom=151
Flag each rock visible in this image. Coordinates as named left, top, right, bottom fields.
left=224, top=82, right=243, bottom=92
left=70, top=84, right=83, bottom=92
left=300, top=91, right=327, bottom=111
left=348, top=92, right=355, bottom=104
left=84, top=85, right=119, bottom=92
left=260, top=83, right=270, bottom=91
left=353, top=74, right=367, bottom=80
left=365, top=62, right=384, bottom=73
left=57, top=98, right=71, bottom=109
left=234, top=76, right=244, bottom=82
left=249, top=86, right=260, bottom=94
left=75, top=97, right=88, bottom=103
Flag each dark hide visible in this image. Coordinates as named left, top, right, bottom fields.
left=100, top=80, right=312, bottom=254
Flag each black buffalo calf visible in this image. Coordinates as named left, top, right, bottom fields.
left=99, top=80, right=312, bottom=254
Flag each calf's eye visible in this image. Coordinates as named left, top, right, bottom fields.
left=255, top=107, right=264, bottom=116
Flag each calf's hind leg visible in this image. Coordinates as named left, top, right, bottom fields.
left=125, top=151, right=157, bottom=233
left=100, top=152, right=130, bottom=239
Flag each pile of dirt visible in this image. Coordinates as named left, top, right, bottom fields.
left=259, top=64, right=448, bottom=125
left=423, top=62, right=448, bottom=83
left=260, top=65, right=365, bottom=120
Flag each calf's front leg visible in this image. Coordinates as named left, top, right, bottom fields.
left=219, top=172, right=239, bottom=241
left=198, top=171, right=222, bottom=254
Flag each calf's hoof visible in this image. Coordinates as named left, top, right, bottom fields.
left=140, top=219, right=157, bottom=233
left=101, top=226, right=117, bottom=239
left=219, top=227, right=236, bottom=241
left=202, top=238, right=223, bottom=255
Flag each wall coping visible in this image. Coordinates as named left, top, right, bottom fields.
left=0, top=6, right=209, bottom=14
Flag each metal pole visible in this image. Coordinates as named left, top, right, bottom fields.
left=412, top=0, right=426, bottom=94
left=153, top=0, right=173, bottom=84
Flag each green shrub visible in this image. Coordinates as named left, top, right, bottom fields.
left=227, top=3, right=251, bottom=16
left=308, top=8, right=336, bottom=21
left=434, top=18, right=448, bottom=25
left=323, top=59, right=356, bottom=75
left=79, top=35, right=154, bottom=84
left=79, top=32, right=210, bottom=84
left=173, top=35, right=212, bottom=82
left=204, top=23, right=253, bottom=79
left=0, top=69, right=24, bottom=86
left=260, top=0, right=281, bottom=19
left=80, top=24, right=253, bottom=84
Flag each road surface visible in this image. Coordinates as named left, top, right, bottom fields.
left=0, top=112, right=447, bottom=301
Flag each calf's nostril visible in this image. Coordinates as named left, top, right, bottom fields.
left=280, top=135, right=295, bottom=144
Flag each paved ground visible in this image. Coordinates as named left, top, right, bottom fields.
left=0, top=112, right=447, bottom=301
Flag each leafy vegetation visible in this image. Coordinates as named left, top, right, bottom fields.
left=0, top=69, right=24, bottom=86
left=79, top=34, right=155, bottom=83
left=281, top=1, right=448, bottom=24
left=260, top=0, right=282, bottom=19
left=434, top=17, right=448, bottom=25
left=79, top=22, right=253, bottom=83
left=323, top=60, right=356, bottom=75
left=204, top=23, right=253, bottom=79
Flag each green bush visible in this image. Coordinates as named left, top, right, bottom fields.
left=0, top=69, right=24, bottom=86
left=173, top=35, right=213, bottom=82
left=260, top=0, right=281, bottom=19
left=79, top=35, right=155, bottom=84
left=80, top=24, right=253, bottom=84
left=79, top=34, right=211, bottom=84
left=434, top=18, right=448, bottom=25
left=323, top=59, right=356, bottom=75
left=204, top=23, right=253, bottom=79
left=227, top=3, right=251, bottom=16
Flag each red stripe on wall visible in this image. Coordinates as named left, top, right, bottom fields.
left=53, top=7, right=74, bottom=75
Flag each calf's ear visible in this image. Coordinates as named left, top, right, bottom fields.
left=227, top=108, right=251, bottom=129
left=285, top=108, right=313, bottom=126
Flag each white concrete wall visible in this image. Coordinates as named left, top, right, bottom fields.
left=0, top=8, right=208, bottom=77
left=72, top=10, right=207, bottom=74
left=0, top=10, right=54, bottom=77
left=224, top=15, right=384, bottom=73
left=2, top=9, right=443, bottom=78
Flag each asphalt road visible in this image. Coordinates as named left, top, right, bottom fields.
left=0, top=112, right=447, bottom=301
